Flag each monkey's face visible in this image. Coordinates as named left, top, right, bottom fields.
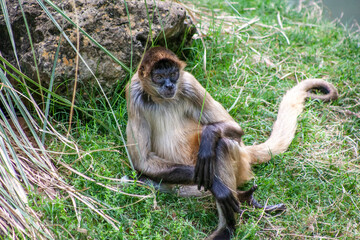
left=151, top=59, right=180, bottom=99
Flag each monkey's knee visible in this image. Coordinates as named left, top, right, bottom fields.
left=215, top=138, right=236, bottom=169
left=215, top=138, right=251, bottom=188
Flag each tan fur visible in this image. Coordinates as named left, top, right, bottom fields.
left=138, top=46, right=186, bottom=79
left=246, top=78, right=338, bottom=164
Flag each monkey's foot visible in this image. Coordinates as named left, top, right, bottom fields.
left=237, top=185, right=286, bottom=212
left=206, top=227, right=234, bottom=240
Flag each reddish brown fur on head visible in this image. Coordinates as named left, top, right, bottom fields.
left=138, top=47, right=186, bottom=80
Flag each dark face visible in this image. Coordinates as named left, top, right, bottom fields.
left=151, top=59, right=180, bottom=99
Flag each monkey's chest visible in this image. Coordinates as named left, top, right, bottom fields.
left=148, top=110, right=200, bottom=165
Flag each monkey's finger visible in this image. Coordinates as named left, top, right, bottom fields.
left=218, top=203, right=225, bottom=217
left=194, top=162, right=201, bottom=186
left=219, top=202, right=230, bottom=219
left=195, top=175, right=201, bottom=190
left=220, top=195, right=237, bottom=215
left=196, top=160, right=205, bottom=190
left=229, top=195, right=241, bottom=213
left=208, top=159, right=214, bottom=189
left=263, top=203, right=286, bottom=212
left=220, top=202, right=236, bottom=227
left=194, top=162, right=199, bottom=180
left=203, top=159, right=209, bottom=191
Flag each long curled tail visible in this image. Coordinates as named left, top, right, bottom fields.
left=245, top=79, right=338, bottom=164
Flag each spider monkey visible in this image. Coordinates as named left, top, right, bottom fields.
left=125, top=47, right=338, bottom=239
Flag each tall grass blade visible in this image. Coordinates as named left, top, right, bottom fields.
left=42, top=35, right=62, bottom=144
left=0, top=0, right=21, bottom=69
left=18, top=0, right=44, bottom=104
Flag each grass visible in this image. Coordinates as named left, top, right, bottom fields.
left=1, top=0, right=360, bottom=239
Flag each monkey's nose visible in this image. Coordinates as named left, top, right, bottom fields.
left=165, top=83, right=174, bottom=90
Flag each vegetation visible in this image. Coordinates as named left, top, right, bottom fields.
left=0, top=0, right=359, bottom=239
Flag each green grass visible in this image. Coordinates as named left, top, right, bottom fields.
left=2, top=0, right=360, bottom=239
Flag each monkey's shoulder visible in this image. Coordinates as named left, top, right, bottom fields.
left=128, top=80, right=154, bottom=107
left=177, top=72, right=207, bottom=103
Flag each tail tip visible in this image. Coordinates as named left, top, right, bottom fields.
left=305, top=79, right=338, bottom=102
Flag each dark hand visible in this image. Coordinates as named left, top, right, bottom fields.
left=211, top=176, right=241, bottom=215
left=194, top=143, right=216, bottom=191
left=194, top=125, right=220, bottom=191
left=238, top=185, right=287, bottom=212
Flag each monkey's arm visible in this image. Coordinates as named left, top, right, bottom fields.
left=182, top=73, right=244, bottom=190
left=181, top=72, right=240, bottom=126
left=126, top=112, right=193, bottom=184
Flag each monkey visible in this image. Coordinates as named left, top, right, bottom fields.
left=125, top=46, right=338, bottom=239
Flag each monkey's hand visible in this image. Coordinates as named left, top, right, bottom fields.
left=211, top=176, right=241, bottom=220
left=194, top=140, right=216, bottom=191
left=194, top=125, right=221, bottom=191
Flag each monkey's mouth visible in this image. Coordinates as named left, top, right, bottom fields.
left=161, top=89, right=177, bottom=99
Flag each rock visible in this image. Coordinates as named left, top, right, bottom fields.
left=0, top=0, right=195, bottom=97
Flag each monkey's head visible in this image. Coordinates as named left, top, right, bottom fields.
left=138, top=47, right=186, bottom=100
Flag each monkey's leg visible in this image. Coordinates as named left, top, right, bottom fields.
left=237, top=185, right=286, bottom=212
left=194, top=122, right=244, bottom=191
left=122, top=173, right=210, bottom=197
left=120, top=174, right=178, bottom=194
left=207, top=138, right=248, bottom=240
left=208, top=177, right=239, bottom=240
left=140, top=162, right=195, bottom=185
left=139, top=175, right=211, bottom=197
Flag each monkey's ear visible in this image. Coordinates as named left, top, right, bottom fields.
left=178, top=60, right=186, bottom=71
left=139, top=65, right=146, bottom=78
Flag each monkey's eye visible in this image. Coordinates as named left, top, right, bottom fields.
left=152, top=74, right=164, bottom=84
left=170, top=72, right=178, bottom=82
